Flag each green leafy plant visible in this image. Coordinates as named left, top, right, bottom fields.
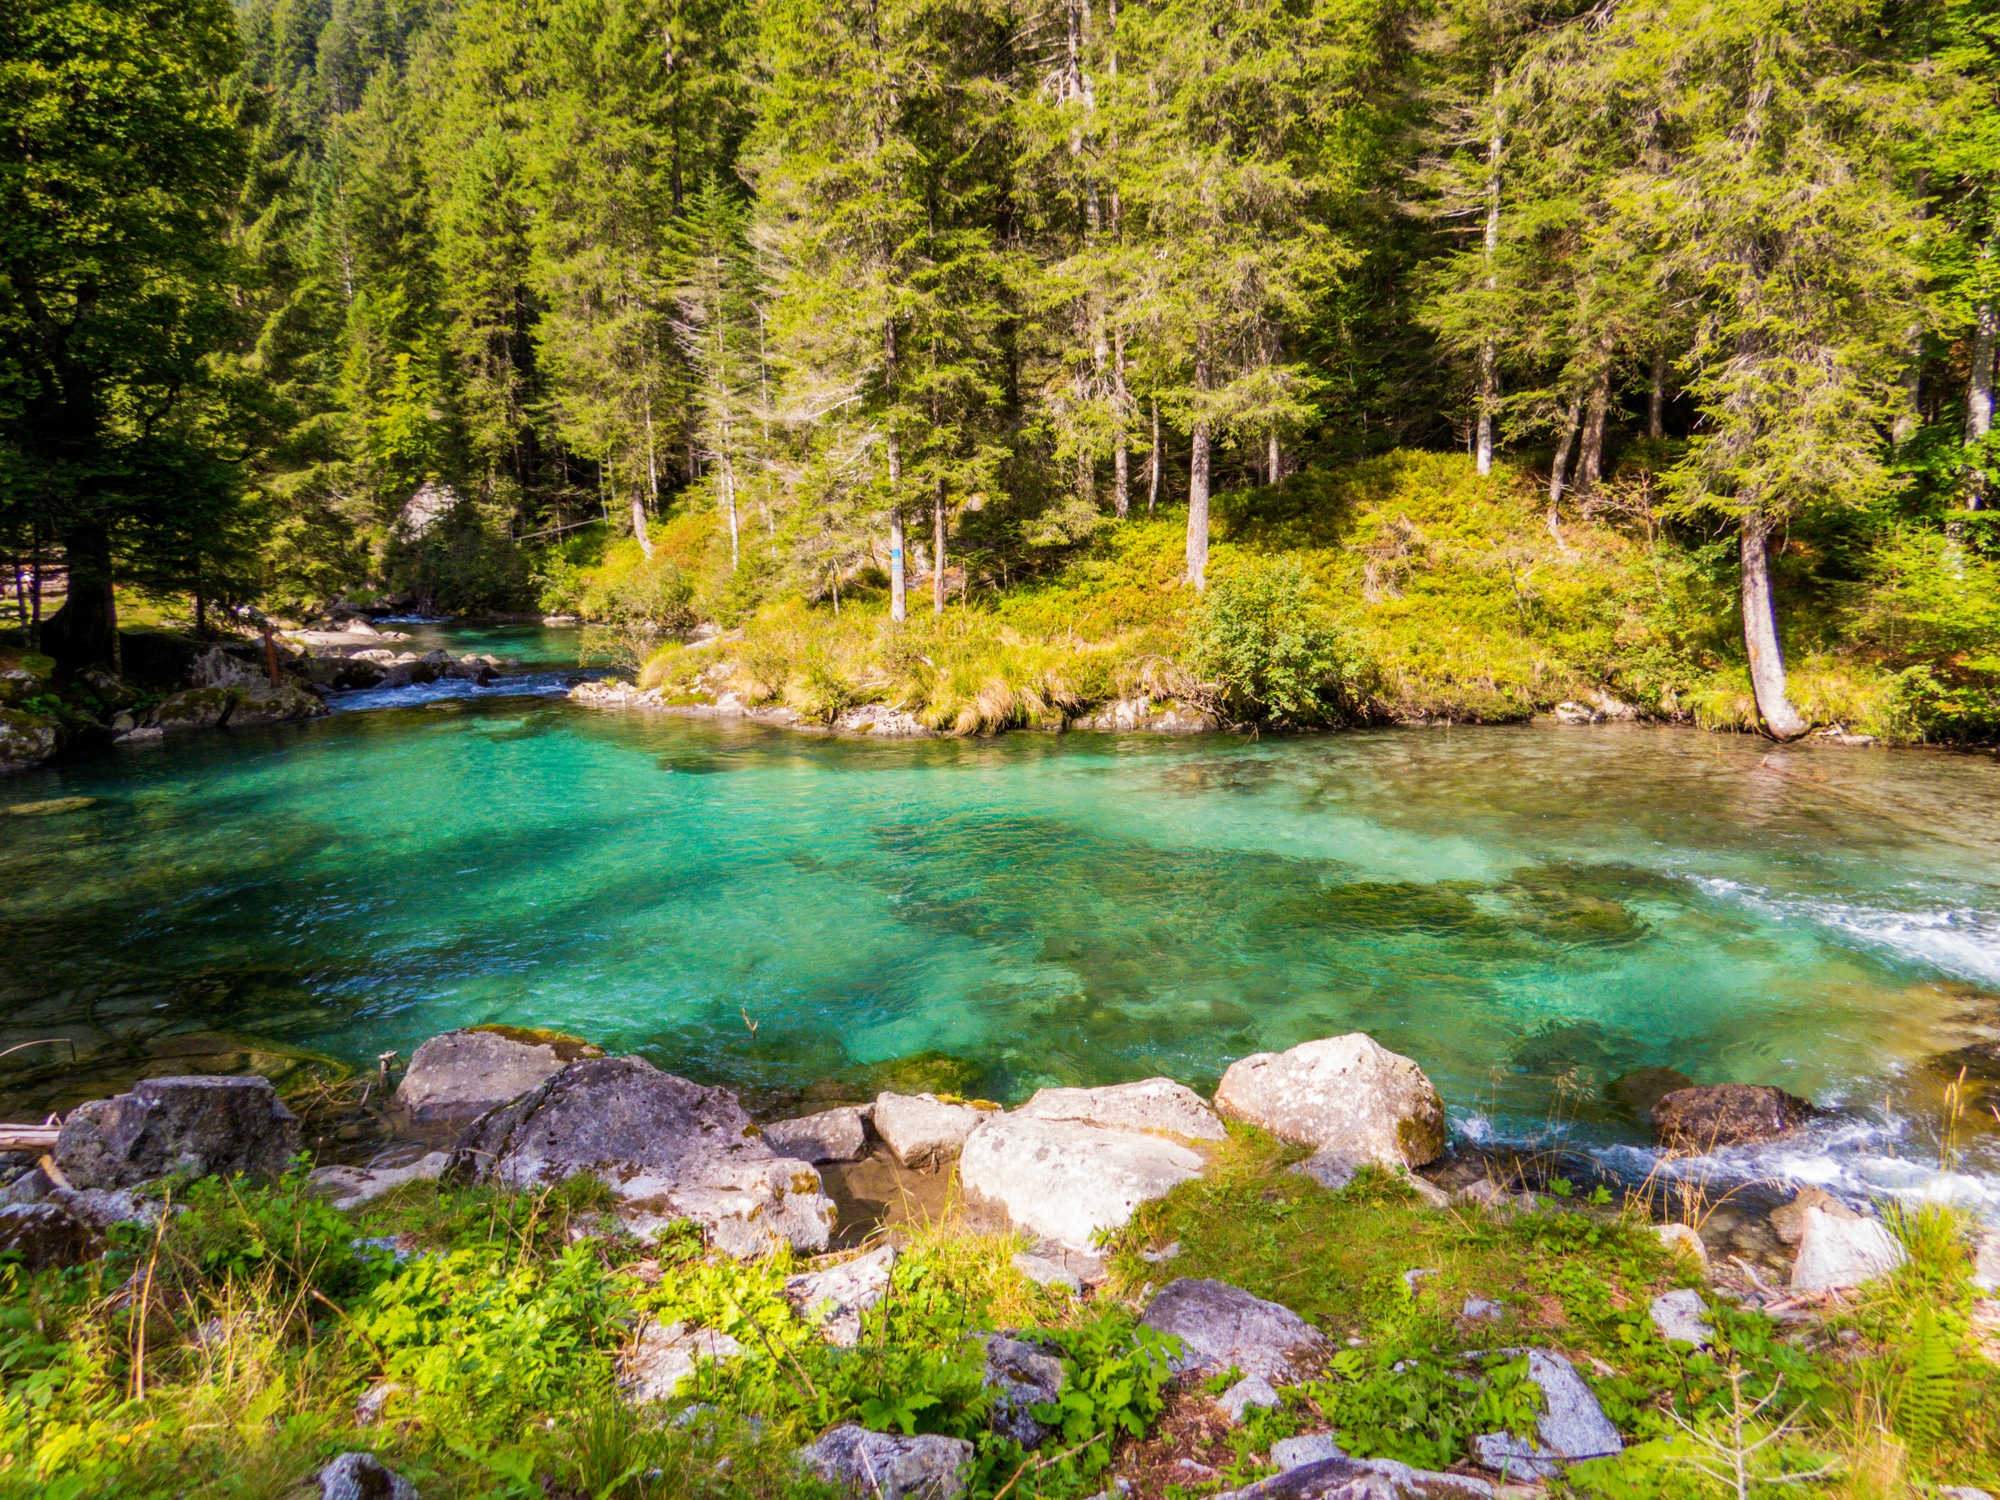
left=1184, top=557, right=1370, bottom=726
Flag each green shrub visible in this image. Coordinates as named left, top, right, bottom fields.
left=1185, top=557, right=1369, bottom=725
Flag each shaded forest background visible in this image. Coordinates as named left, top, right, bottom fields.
left=5, top=0, right=2000, bottom=739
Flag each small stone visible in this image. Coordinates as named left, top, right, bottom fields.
left=1455, top=1179, right=1529, bottom=1213
left=316, top=1451, right=419, bottom=1500
left=1462, top=1297, right=1503, bottom=1321
left=1649, top=1289, right=1711, bottom=1348
left=801, top=1425, right=973, bottom=1500
left=1139, top=1240, right=1181, bottom=1263
left=786, top=1242, right=897, bottom=1346
left=1654, top=1222, right=1709, bottom=1265
left=354, top=1382, right=405, bottom=1428
left=622, top=1320, right=744, bottom=1404
left=1140, top=1278, right=1328, bottom=1382
left=1012, top=1252, right=1082, bottom=1294
left=1218, top=1373, right=1281, bottom=1423
left=1270, top=1435, right=1347, bottom=1471
left=1290, top=1147, right=1360, bottom=1192
left=872, top=1092, right=989, bottom=1167
left=1791, top=1206, right=1907, bottom=1291
left=762, top=1105, right=871, bottom=1163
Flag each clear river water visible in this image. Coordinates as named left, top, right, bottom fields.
left=5, top=621, right=1999, bottom=1214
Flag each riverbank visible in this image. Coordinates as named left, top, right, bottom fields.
left=0, top=1025, right=1991, bottom=1499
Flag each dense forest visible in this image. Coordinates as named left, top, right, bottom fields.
left=4, top=0, right=2000, bottom=740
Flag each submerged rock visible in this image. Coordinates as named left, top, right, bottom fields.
left=872, top=1092, right=989, bottom=1167
left=1650, top=1084, right=1816, bottom=1149
left=55, top=1075, right=301, bottom=1189
left=1139, top=1278, right=1328, bottom=1382
left=959, top=1114, right=1204, bottom=1253
left=762, top=1104, right=871, bottom=1163
left=447, top=1056, right=834, bottom=1257
left=802, top=1425, right=973, bottom=1500
left=1214, top=1034, right=1448, bottom=1168
left=395, top=1027, right=600, bottom=1126
left=1013, top=1078, right=1227, bottom=1142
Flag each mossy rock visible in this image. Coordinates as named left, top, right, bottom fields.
left=155, top=686, right=236, bottom=732
left=5, top=795, right=97, bottom=817
left=468, top=1024, right=605, bottom=1063
left=859, top=1050, right=992, bottom=1099
left=0, top=706, right=60, bottom=772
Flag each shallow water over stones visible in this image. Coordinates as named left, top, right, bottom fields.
left=4, top=681, right=2000, bottom=1212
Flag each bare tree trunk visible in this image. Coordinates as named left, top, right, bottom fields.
left=933, top=474, right=946, bottom=615
left=1187, top=358, right=1211, bottom=591
left=1112, top=332, right=1131, bottom=518
left=1740, top=512, right=1806, bottom=740
left=631, top=494, right=654, bottom=560
left=1547, top=391, right=1583, bottom=518
left=722, top=460, right=740, bottom=571
left=1266, top=431, right=1281, bottom=485
left=1576, top=357, right=1611, bottom=497
left=887, top=435, right=906, bottom=623
left=1648, top=348, right=1666, bottom=440
left=1893, top=325, right=1922, bottom=449
left=1969, top=291, right=1996, bottom=511
left=1476, top=66, right=1503, bottom=477
left=1148, top=398, right=1161, bottom=513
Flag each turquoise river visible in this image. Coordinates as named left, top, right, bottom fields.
left=4, top=623, right=1999, bottom=1212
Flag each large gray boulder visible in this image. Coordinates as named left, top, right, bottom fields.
left=0, top=1202, right=95, bottom=1270
left=55, top=1076, right=301, bottom=1189
left=1014, top=1078, right=1226, bottom=1142
left=396, top=1028, right=599, bottom=1126
left=786, top=1243, right=897, bottom=1346
left=1214, top=1035, right=1447, bottom=1167
left=981, top=1334, right=1065, bottom=1447
left=802, top=1426, right=973, bottom=1500
left=763, top=1105, right=871, bottom=1164
left=447, top=1056, right=834, bottom=1258
left=1790, top=1204, right=1907, bottom=1291
left=1471, top=1350, right=1622, bottom=1479
left=873, top=1093, right=989, bottom=1167
left=1139, top=1278, right=1328, bottom=1381
left=958, top=1115, right=1204, bottom=1253
left=1216, top=1456, right=1492, bottom=1500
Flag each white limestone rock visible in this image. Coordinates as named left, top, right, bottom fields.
left=958, top=1114, right=1204, bottom=1254
left=1213, top=1035, right=1448, bottom=1167
left=1014, top=1078, right=1226, bottom=1142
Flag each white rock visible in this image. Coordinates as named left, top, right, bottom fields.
left=1014, top=1078, right=1226, bottom=1142
left=1012, top=1251, right=1082, bottom=1294
left=1213, top=1034, right=1448, bottom=1167
left=1972, top=1227, right=2000, bottom=1293
left=1474, top=1349, right=1622, bottom=1477
left=1461, top=1297, right=1503, bottom=1321
left=1791, top=1205, right=1907, bottom=1291
left=1217, top=1374, right=1280, bottom=1423
left=622, top=1320, right=744, bottom=1404
left=1654, top=1222, right=1709, bottom=1265
left=310, top=1152, right=451, bottom=1211
left=1271, top=1435, right=1347, bottom=1471
left=762, top=1105, right=871, bottom=1164
left=1649, top=1288, right=1711, bottom=1348
left=873, top=1093, right=989, bottom=1167
left=958, top=1114, right=1204, bottom=1254
left=786, top=1243, right=897, bottom=1346
left=802, top=1425, right=973, bottom=1500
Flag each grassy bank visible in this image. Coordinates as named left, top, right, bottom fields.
left=544, top=453, right=1999, bottom=745
left=3, top=1127, right=1992, bottom=1499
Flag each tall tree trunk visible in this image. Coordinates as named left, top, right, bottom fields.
left=1547, top=391, right=1583, bottom=518
left=1112, top=331, right=1131, bottom=518
left=1969, top=291, right=1996, bottom=511
left=1186, top=358, right=1211, bottom=591
left=1893, top=325, right=1922, bottom=449
left=1148, top=399, right=1161, bottom=512
left=46, top=519, right=118, bottom=675
left=933, top=475, right=946, bottom=615
left=631, top=493, right=654, bottom=560
left=887, top=433, right=906, bottom=623
left=1647, top=348, right=1667, bottom=440
left=1740, top=512, right=1806, bottom=740
left=722, top=461, right=740, bottom=570
left=1476, top=66, right=1503, bottom=477
left=1576, top=356, right=1611, bottom=497
left=1266, top=431, right=1281, bottom=485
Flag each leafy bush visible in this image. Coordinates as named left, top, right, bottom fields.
left=164, top=1161, right=390, bottom=1305
left=1185, top=557, right=1369, bottom=725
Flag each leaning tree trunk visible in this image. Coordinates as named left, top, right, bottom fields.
left=1740, top=512, right=1807, bottom=740
left=1186, top=359, right=1211, bottom=591
left=1547, top=392, right=1583, bottom=515
left=1576, top=358, right=1611, bottom=497
left=46, top=518, right=119, bottom=675
left=630, top=494, right=654, bottom=560
left=933, top=475, right=946, bottom=615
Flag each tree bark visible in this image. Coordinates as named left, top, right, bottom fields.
left=888, top=501, right=906, bottom=623
left=45, top=519, right=118, bottom=675
left=1740, top=513, right=1806, bottom=740
left=1112, top=331, right=1131, bottom=518
left=1148, top=398, right=1161, bottom=512
left=1893, top=324, right=1922, bottom=449
left=933, top=474, right=946, bottom=614
left=1576, top=357, right=1611, bottom=497
left=1969, top=294, right=1996, bottom=511
left=1648, top=348, right=1666, bottom=440
left=630, top=494, right=654, bottom=560
left=1547, top=391, right=1583, bottom=517
left=1187, top=359, right=1211, bottom=591
left=1267, top=431, right=1281, bottom=485
left=1476, top=66, right=1503, bottom=477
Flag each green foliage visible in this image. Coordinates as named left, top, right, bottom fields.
left=164, top=1160, right=389, bottom=1305
left=1313, top=1348, right=1542, bottom=1469
left=1184, top=557, right=1368, bottom=726
left=1032, top=1312, right=1179, bottom=1459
